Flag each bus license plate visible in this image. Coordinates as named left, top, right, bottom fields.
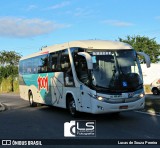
left=119, top=105, right=128, bottom=109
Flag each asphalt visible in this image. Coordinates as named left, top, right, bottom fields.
left=0, top=93, right=160, bottom=113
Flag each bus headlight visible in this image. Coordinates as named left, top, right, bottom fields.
left=88, top=93, right=105, bottom=101
left=97, top=96, right=104, bottom=101
left=138, top=93, right=144, bottom=99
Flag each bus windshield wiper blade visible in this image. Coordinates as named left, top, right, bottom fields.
left=94, top=85, right=110, bottom=90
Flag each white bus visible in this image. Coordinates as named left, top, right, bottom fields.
left=19, top=40, right=150, bottom=116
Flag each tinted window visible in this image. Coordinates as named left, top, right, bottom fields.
left=37, top=55, right=48, bottom=73
left=19, top=54, right=49, bottom=74
left=50, top=52, right=58, bottom=72
left=74, top=55, right=89, bottom=84
left=60, top=49, right=70, bottom=72
left=19, top=50, right=71, bottom=74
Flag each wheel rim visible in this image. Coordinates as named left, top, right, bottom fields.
left=29, top=94, right=33, bottom=105
left=69, top=100, right=76, bottom=115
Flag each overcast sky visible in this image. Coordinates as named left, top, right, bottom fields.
left=0, top=0, right=160, bottom=56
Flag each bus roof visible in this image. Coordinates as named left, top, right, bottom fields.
left=20, top=40, right=133, bottom=60
left=43, top=40, right=132, bottom=51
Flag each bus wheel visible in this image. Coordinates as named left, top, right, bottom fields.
left=28, top=91, right=36, bottom=107
left=68, top=98, right=78, bottom=117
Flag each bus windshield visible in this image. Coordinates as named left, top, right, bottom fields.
left=90, top=50, right=143, bottom=92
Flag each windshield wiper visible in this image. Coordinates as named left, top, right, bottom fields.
left=93, top=85, right=125, bottom=93
left=92, top=84, right=110, bottom=91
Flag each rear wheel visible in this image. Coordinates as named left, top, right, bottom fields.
left=28, top=91, right=37, bottom=107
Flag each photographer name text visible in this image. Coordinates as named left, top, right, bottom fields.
left=118, top=140, right=157, bottom=145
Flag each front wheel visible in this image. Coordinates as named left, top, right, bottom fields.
left=68, top=99, right=78, bottom=117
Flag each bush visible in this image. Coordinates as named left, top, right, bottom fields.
left=0, top=77, right=19, bottom=93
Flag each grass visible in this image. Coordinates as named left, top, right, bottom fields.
left=0, top=77, right=19, bottom=94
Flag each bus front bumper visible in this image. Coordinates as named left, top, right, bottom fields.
left=91, top=97, right=145, bottom=114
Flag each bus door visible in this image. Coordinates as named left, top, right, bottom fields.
left=75, top=55, right=92, bottom=112
left=79, top=84, right=92, bottom=112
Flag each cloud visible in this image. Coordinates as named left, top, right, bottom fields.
left=0, top=17, right=69, bottom=38
left=74, top=8, right=93, bottom=17
left=48, top=1, right=70, bottom=10
left=103, top=20, right=134, bottom=27
left=27, top=5, right=38, bottom=11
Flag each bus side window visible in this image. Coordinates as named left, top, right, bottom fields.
left=42, top=56, right=48, bottom=72
left=19, top=61, right=23, bottom=74
left=75, top=55, right=89, bottom=85
left=32, top=57, right=38, bottom=74
left=60, top=50, right=70, bottom=71
left=23, top=60, right=27, bottom=74
left=50, top=52, right=58, bottom=72
left=37, top=54, right=49, bottom=73
left=60, top=49, right=74, bottom=86
left=27, top=59, right=32, bottom=74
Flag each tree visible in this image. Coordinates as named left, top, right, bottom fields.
left=0, top=50, right=21, bottom=92
left=0, top=50, right=21, bottom=66
left=118, top=35, right=160, bottom=63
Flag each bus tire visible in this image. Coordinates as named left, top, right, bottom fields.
left=28, top=91, right=37, bottom=107
left=67, top=97, right=78, bottom=117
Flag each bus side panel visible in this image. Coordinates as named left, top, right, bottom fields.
left=19, top=73, right=55, bottom=105
left=50, top=72, right=65, bottom=108
left=49, top=72, right=79, bottom=109
left=19, top=85, right=29, bottom=100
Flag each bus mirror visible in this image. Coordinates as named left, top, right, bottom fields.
left=137, top=52, right=151, bottom=68
left=78, top=52, right=93, bottom=69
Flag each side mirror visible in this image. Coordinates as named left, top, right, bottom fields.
left=137, top=52, right=151, bottom=68
left=78, top=52, right=93, bottom=69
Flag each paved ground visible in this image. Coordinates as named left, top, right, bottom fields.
left=145, top=94, right=160, bottom=99
left=0, top=93, right=159, bottom=113
left=0, top=93, right=160, bottom=147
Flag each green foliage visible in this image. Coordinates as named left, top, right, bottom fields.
left=0, top=77, right=19, bottom=93
left=0, top=50, right=21, bottom=66
left=118, top=35, right=160, bottom=63
left=0, top=50, right=21, bottom=92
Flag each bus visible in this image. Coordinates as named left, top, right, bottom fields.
left=19, top=40, right=150, bottom=117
